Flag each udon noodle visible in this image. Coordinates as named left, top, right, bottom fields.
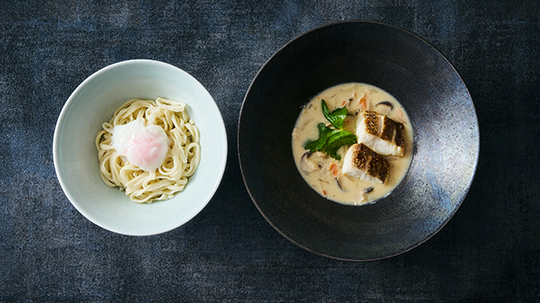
left=95, top=97, right=200, bottom=203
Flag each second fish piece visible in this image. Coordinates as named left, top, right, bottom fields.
left=356, top=111, right=405, bottom=157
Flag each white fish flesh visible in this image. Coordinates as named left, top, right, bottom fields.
left=356, top=111, right=405, bottom=157
left=342, top=143, right=389, bottom=184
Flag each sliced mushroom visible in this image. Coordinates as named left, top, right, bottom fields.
left=375, top=101, right=394, bottom=115
left=335, top=177, right=345, bottom=191
left=299, top=152, right=320, bottom=174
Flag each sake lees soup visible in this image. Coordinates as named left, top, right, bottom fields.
left=292, top=83, right=413, bottom=205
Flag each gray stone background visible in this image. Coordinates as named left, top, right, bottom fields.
left=1, top=0, right=539, bottom=302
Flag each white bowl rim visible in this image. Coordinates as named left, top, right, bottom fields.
left=53, top=59, right=228, bottom=236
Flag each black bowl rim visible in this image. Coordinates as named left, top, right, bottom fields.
left=238, top=20, right=480, bottom=261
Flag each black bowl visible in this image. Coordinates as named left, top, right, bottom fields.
left=238, top=21, right=479, bottom=261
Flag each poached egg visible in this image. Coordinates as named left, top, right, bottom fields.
left=112, top=119, right=171, bottom=172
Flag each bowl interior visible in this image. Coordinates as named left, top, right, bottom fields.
left=54, top=60, right=227, bottom=236
left=238, top=21, right=479, bottom=261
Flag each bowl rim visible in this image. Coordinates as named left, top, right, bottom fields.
left=53, top=59, right=228, bottom=236
left=238, top=20, right=479, bottom=261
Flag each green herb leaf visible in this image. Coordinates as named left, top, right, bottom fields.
left=324, top=130, right=357, bottom=160
left=303, top=100, right=357, bottom=160
left=322, top=100, right=348, bottom=129
left=304, top=123, right=340, bottom=153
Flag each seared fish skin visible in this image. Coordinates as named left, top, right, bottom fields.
left=356, top=111, right=405, bottom=156
left=342, top=143, right=389, bottom=184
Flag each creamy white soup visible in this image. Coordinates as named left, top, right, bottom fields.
left=292, top=83, right=413, bottom=205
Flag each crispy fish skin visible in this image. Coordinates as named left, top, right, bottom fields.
left=394, top=122, right=405, bottom=148
left=356, top=111, right=405, bottom=156
left=342, top=143, right=389, bottom=184
left=363, top=111, right=379, bottom=136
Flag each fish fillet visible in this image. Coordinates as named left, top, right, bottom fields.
left=356, top=111, right=405, bottom=156
left=342, top=143, right=389, bottom=184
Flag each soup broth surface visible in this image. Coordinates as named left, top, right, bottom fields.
left=292, top=83, right=413, bottom=205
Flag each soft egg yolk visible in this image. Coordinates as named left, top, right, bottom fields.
left=112, top=120, right=170, bottom=172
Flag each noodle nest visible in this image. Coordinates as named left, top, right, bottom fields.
left=95, top=97, right=201, bottom=203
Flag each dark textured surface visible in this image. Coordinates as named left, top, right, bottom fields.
left=238, top=21, right=479, bottom=261
left=1, top=0, right=539, bottom=301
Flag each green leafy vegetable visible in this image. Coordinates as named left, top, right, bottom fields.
left=321, top=100, right=348, bottom=129
left=303, top=100, right=357, bottom=160
left=323, top=130, right=357, bottom=159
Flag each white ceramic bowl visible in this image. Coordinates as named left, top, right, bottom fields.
left=54, top=59, right=227, bottom=236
